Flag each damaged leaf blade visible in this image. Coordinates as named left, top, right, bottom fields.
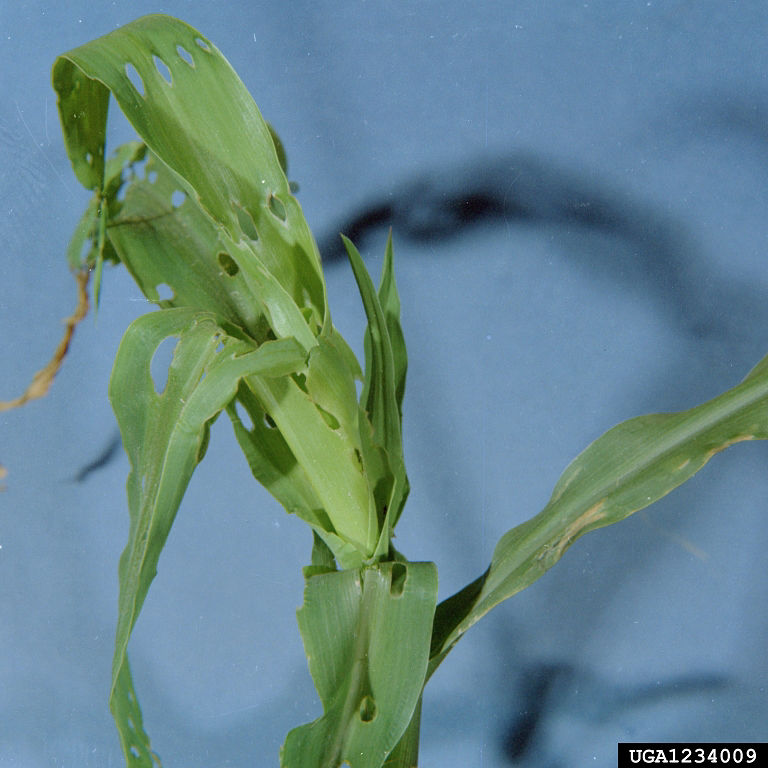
left=281, top=561, right=437, bottom=768
left=109, top=306, right=305, bottom=765
left=429, top=352, right=768, bottom=675
left=53, top=13, right=325, bottom=349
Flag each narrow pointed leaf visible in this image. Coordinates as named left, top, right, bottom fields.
left=343, top=236, right=408, bottom=543
left=377, top=232, right=407, bottom=424
left=343, top=236, right=402, bottom=465
left=430, top=353, right=768, bottom=674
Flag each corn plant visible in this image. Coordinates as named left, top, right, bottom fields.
left=41, top=14, right=768, bottom=767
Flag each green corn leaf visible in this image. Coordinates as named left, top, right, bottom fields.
left=53, top=13, right=325, bottom=348
left=382, top=696, right=422, bottom=768
left=429, top=352, right=768, bottom=676
left=343, top=236, right=402, bottom=468
left=93, top=141, right=147, bottom=308
left=65, top=195, right=99, bottom=272
left=54, top=13, right=383, bottom=561
left=242, top=348, right=380, bottom=567
left=343, top=236, right=409, bottom=550
left=377, top=231, right=407, bottom=425
left=65, top=140, right=145, bottom=297
left=110, top=656, right=161, bottom=768
left=227, top=367, right=376, bottom=569
left=226, top=381, right=327, bottom=527
left=106, top=154, right=273, bottom=341
left=376, top=232, right=410, bottom=531
left=281, top=561, right=438, bottom=768
left=109, top=306, right=306, bottom=765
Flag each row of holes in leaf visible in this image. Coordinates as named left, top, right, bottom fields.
left=232, top=379, right=345, bottom=440
left=231, top=195, right=287, bottom=248
left=124, top=37, right=210, bottom=97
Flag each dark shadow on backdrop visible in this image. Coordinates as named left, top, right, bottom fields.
left=318, top=149, right=768, bottom=348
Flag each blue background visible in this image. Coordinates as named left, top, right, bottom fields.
left=1, top=2, right=767, bottom=766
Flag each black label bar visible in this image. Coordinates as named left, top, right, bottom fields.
left=618, top=744, right=767, bottom=767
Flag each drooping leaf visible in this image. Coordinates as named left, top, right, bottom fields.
left=429, top=353, right=768, bottom=675
left=109, top=306, right=306, bottom=765
left=53, top=13, right=325, bottom=348
left=281, top=561, right=438, bottom=768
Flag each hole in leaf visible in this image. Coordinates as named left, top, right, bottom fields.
left=130, top=154, right=147, bottom=178
left=150, top=336, right=177, bottom=394
left=233, top=203, right=259, bottom=241
left=176, top=44, right=195, bottom=67
left=263, top=413, right=277, bottom=429
left=153, top=54, right=172, bottom=85
left=268, top=193, right=286, bottom=221
left=129, top=746, right=140, bottom=758
left=194, top=37, right=211, bottom=52
left=171, top=189, right=185, bottom=208
left=234, top=400, right=254, bottom=431
left=147, top=170, right=158, bottom=184
left=85, top=151, right=93, bottom=165
left=155, top=283, right=174, bottom=301
left=124, top=63, right=145, bottom=97
left=217, top=251, right=239, bottom=276
left=390, top=562, right=407, bottom=596
left=359, top=695, right=377, bottom=723
left=315, top=404, right=340, bottom=430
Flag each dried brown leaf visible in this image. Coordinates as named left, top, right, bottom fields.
left=0, top=270, right=89, bottom=412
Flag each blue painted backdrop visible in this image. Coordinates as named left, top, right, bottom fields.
left=2, top=2, right=767, bottom=766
